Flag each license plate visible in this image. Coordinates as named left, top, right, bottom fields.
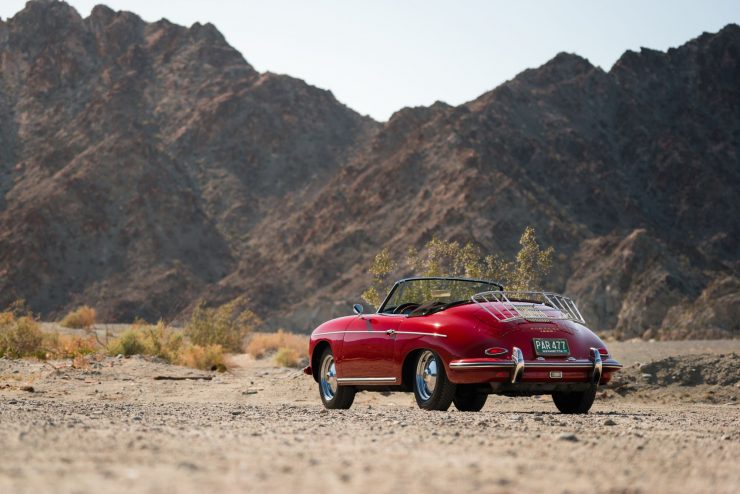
left=533, top=338, right=570, bottom=356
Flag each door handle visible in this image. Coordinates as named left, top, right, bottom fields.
left=385, top=329, right=396, bottom=336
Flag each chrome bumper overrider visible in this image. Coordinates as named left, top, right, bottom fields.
left=449, top=346, right=621, bottom=384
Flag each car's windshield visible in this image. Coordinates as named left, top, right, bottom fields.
left=379, top=278, right=501, bottom=315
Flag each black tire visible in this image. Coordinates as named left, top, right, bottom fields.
left=453, top=385, right=488, bottom=412
left=552, top=385, right=597, bottom=414
left=413, top=350, right=456, bottom=411
left=318, top=347, right=355, bottom=409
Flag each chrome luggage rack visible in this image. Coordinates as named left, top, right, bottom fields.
left=471, top=291, right=586, bottom=324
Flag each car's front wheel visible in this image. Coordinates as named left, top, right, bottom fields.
left=318, top=347, right=355, bottom=409
left=413, top=350, right=456, bottom=411
left=552, top=385, right=597, bottom=414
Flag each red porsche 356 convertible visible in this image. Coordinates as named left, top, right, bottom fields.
left=305, top=277, right=621, bottom=413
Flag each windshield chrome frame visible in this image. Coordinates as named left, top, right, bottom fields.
left=376, top=276, right=504, bottom=314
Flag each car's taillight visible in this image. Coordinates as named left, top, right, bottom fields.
left=597, top=348, right=609, bottom=358
left=484, top=347, right=509, bottom=357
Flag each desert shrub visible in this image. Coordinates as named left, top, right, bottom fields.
left=245, top=330, right=308, bottom=359
left=60, top=305, right=97, bottom=329
left=106, top=321, right=183, bottom=361
left=186, top=299, right=261, bottom=352
left=140, top=321, right=184, bottom=362
left=0, top=313, right=44, bottom=358
left=274, top=347, right=302, bottom=368
left=362, top=226, right=554, bottom=307
left=177, top=344, right=226, bottom=372
left=107, top=327, right=148, bottom=356
left=105, top=322, right=224, bottom=371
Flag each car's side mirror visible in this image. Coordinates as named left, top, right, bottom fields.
left=352, top=303, right=364, bottom=315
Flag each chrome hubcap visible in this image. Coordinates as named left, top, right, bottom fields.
left=319, top=354, right=337, bottom=400
left=415, top=350, right=438, bottom=401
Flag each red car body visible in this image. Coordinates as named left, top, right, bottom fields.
left=306, top=277, right=621, bottom=413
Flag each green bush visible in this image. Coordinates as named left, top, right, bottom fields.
left=107, top=327, right=148, bottom=357
left=106, top=321, right=183, bottom=361
left=185, top=299, right=261, bottom=352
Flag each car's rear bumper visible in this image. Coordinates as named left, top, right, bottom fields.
left=448, top=347, right=621, bottom=385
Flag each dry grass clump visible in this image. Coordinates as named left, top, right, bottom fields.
left=186, top=299, right=261, bottom=352
left=176, top=344, right=226, bottom=372
left=60, top=305, right=97, bottom=329
left=43, top=333, right=98, bottom=359
left=0, top=311, right=44, bottom=358
left=245, top=330, right=308, bottom=367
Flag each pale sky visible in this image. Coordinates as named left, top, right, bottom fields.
left=2, top=1, right=738, bottom=121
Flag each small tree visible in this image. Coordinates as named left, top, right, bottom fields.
left=508, top=226, right=554, bottom=291
left=361, top=226, right=554, bottom=308
left=361, top=248, right=396, bottom=308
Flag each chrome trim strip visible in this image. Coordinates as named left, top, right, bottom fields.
left=449, top=361, right=515, bottom=369
left=317, top=330, right=382, bottom=336
left=316, top=330, right=447, bottom=338
left=336, top=377, right=397, bottom=384
left=395, top=331, right=448, bottom=338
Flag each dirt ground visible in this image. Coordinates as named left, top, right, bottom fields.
left=1, top=339, right=738, bottom=494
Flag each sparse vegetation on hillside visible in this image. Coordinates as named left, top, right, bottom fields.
left=60, top=306, right=97, bottom=329
left=362, top=226, right=554, bottom=308
left=186, top=299, right=262, bottom=352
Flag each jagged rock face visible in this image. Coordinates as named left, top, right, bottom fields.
left=0, top=1, right=737, bottom=338
left=0, top=1, right=375, bottom=322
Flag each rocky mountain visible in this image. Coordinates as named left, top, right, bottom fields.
left=0, top=1, right=737, bottom=338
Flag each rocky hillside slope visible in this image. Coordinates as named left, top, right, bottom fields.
left=0, top=1, right=737, bottom=338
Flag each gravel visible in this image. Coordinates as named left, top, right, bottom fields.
left=0, top=343, right=738, bottom=494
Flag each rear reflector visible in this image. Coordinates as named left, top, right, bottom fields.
left=597, top=348, right=609, bottom=358
left=484, top=347, right=509, bottom=356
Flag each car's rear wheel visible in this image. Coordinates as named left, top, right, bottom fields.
left=453, top=385, right=488, bottom=412
left=318, top=347, right=355, bottom=409
left=413, top=350, right=456, bottom=411
left=552, top=385, right=597, bottom=414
